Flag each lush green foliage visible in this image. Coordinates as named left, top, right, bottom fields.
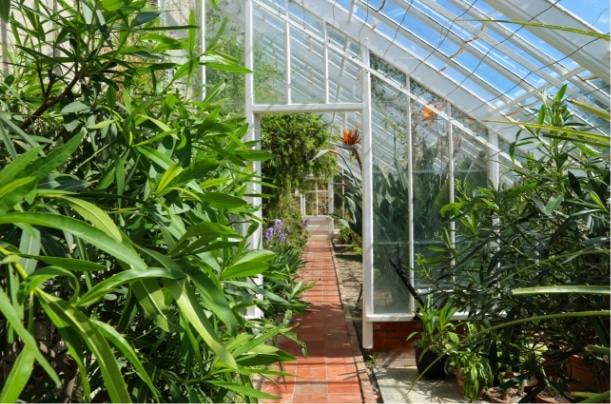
left=0, top=1, right=306, bottom=402
left=261, top=113, right=336, bottom=192
left=261, top=219, right=313, bottom=322
left=261, top=113, right=336, bottom=222
left=260, top=112, right=337, bottom=254
left=407, top=295, right=459, bottom=355
left=419, top=86, right=610, bottom=393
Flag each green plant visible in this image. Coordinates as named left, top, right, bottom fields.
left=407, top=294, right=460, bottom=355
left=447, top=323, right=494, bottom=402
left=419, top=84, right=609, bottom=399
left=261, top=112, right=337, bottom=218
left=0, top=1, right=303, bottom=402
left=261, top=218, right=314, bottom=318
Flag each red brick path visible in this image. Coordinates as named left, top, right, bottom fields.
left=259, top=241, right=377, bottom=403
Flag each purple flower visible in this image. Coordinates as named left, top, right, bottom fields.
left=264, top=227, right=274, bottom=243
left=278, top=232, right=287, bottom=242
left=273, top=218, right=283, bottom=231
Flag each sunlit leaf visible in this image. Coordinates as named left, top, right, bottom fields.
left=0, top=346, right=36, bottom=403
left=102, top=0, right=123, bottom=11
left=0, top=212, right=148, bottom=270
left=58, top=195, right=123, bottom=242
left=77, top=267, right=185, bottom=307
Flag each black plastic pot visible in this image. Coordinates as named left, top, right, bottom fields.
left=415, top=346, right=448, bottom=379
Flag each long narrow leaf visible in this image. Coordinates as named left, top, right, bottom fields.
left=191, top=272, right=240, bottom=335
left=18, top=226, right=40, bottom=274
left=0, top=146, right=42, bottom=184
left=206, top=380, right=278, bottom=400
left=0, top=345, right=36, bottom=402
left=131, top=279, right=183, bottom=333
left=19, top=266, right=80, bottom=303
left=77, top=267, right=185, bottom=307
left=513, top=285, right=610, bottom=295
left=57, top=195, right=123, bottom=242
left=0, top=212, right=148, bottom=270
left=15, top=254, right=106, bottom=271
left=94, top=320, right=160, bottom=402
left=38, top=292, right=132, bottom=403
left=0, top=177, right=37, bottom=215
left=164, top=278, right=237, bottom=368
left=0, top=288, right=59, bottom=385
left=22, top=131, right=85, bottom=180
left=0, top=115, right=40, bottom=149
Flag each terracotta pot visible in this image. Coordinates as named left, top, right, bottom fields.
left=565, top=354, right=611, bottom=393
left=454, top=368, right=465, bottom=395
left=454, top=368, right=485, bottom=399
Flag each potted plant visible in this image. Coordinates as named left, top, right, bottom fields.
left=447, top=323, right=494, bottom=402
left=407, top=294, right=460, bottom=379
left=487, top=336, right=547, bottom=403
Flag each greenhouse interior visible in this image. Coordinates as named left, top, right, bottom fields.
left=0, top=0, right=609, bottom=402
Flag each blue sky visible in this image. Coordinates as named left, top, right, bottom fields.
left=558, top=0, right=610, bottom=32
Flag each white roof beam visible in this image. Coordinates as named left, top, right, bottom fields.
left=296, top=0, right=506, bottom=126
left=487, top=0, right=610, bottom=81
left=359, top=2, right=518, bottom=105
left=420, top=0, right=609, bottom=110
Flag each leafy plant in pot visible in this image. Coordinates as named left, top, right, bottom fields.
left=407, top=294, right=460, bottom=379
left=447, top=323, right=495, bottom=402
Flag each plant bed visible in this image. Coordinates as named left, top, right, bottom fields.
left=487, top=386, right=526, bottom=403
left=535, top=386, right=571, bottom=403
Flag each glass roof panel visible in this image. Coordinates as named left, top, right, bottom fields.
left=253, top=4, right=288, bottom=104
left=555, top=0, right=610, bottom=32
left=248, top=0, right=608, bottom=142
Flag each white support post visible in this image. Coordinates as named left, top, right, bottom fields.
left=406, top=78, right=415, bottom=311
left=361, top=44, right=374, bottom=349
left=200, top=0, right=206, bottom=93
left=448, top=106, right=456, bottom=260
left=1, top=13, right=8, bottom=74
left=244, top=0, right=264, bottom=319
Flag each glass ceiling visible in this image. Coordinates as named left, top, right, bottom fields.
left=242, top=0, right=609, bottom=146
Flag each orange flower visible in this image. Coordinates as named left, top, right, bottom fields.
left=341, top=128, right=361, bottom=146
left=422, top=102, right=444, bottom=126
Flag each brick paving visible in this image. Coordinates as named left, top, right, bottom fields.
left=259, top=241, right=377, bottom=403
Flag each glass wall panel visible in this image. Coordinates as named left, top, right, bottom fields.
left=328, top=49, right=362, bottom=103
left=290, top=30, right=325, bottom=103
left=370, top=56, right=411, bottom=314
left=205, top=0, right=246, bottom=112
left=253, top=5, right=288, bottom=104
left=409, top=80, right=450, bottom=291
